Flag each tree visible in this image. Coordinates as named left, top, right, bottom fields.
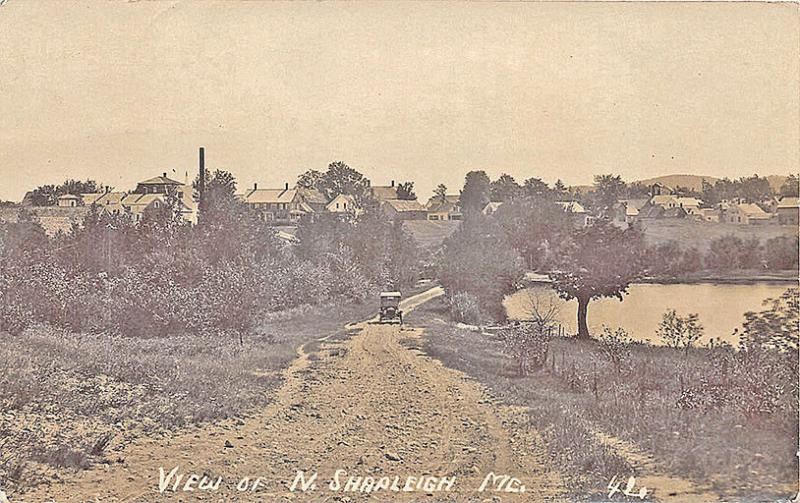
left=396, top=181, right=416, bottom=200
left=490, top=174, right=522, bottom=202
left=29, top=179, right=102, bottom=206
left=779, top=174, right=799, bottom=198
left=590, top=174, right=626, bottom=218
left=492, top=197, right=572, bottom=270
left=438, top=216, right=524, bottom=321
left=548, top=220, right=646, bottom=339
left=523, top=177, right=551, bottom=199
left=297, top=162, right=371, bottom=202
left=433, top=183, right=448, bottom=202
left=459, top=170, right=491, bottom=218
left=738, top=288, right=799, bottom=353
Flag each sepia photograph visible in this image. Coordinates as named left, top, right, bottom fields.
left=0, top=1, right=798, bottom=502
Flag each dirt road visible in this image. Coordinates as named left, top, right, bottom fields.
left=22, top=288, right=565, bottom=502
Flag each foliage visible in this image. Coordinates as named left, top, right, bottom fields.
left=589, top=174, right=626, bottom=218
left=598, top=326, right=633, bottom=374
left=489, top=174, right=523, bottom=202
left=704, top=235, right=762, bottom=270
left=779, top=174, right=799, bottom=198
left=296, top=161, right=372, bottom=202
left=438, top=216, right=524, bottom=322
left=491, top=196, right=572, bottom=270
left=499, top=291, right=560, bottom=376
left=395, top=181, right=416, bottom=200
left=433, top=183, right=448, bottom=202
left=656, top=309, right=703, bottom=353
left=763, top=236, right=799, bottom=270
left=701, top=175, right=774, bottom=205
left=458, top=170, right=491, bottom=218
left=28, top=179, right=104, bottom=206
left=0, top=169, right=422, bottom=339
left=446, top=291, right=482, bottom=325
left=548, top=220, right=647, bottom=338
left=737, top=288, right=798, bottom=353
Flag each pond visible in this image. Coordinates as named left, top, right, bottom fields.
left=504, top=282, right=796, bottom=346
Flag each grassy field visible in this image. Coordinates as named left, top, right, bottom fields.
left=406, top=297, right=798, bottom=500
left=638, top=219, right=797, bottom=252
left=0, top=299, right=379, bottom=491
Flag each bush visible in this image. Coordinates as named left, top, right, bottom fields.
left=656, top=310, right=703, bottom=353
left=447, top=292, right=482, bottom=325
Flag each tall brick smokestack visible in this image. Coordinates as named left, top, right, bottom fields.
left=198, top=147, right=205, bottom=221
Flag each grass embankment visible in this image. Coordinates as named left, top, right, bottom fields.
left=406, top=297, right=798, bottom=501
left=0, top=299, right=379, bottom=491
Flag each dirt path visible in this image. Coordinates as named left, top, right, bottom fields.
left=22, top=288, right=565, bottom=502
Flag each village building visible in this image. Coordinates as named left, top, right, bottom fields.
left=557, top=201, right=592, bottom=227
left=775, top=196, right=799, bottom=225
left=381, top=199, right=428, bottom=221
left=696, top=207, right=721, bottom=223
left=425, top=195, right=462, bottom=221
left=326, top=194, right=361, bottom=215
left=482, top=202, right=503, bottom=216
left=57, top=194, right=81, bottom=208
left=724, top=203, right=772, bottom=225
left=135, top=173, right=184, bottom=195
left=239, top=183, right=317, bottom=225
left=370, top=181, right=399, bottom=202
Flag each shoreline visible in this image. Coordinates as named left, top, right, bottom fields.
left=524, top=269, right=798, bottom=287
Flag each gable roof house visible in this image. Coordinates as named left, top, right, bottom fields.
left=326, top=194, right=361, bottom=216
left=370, top=182, right=399, bottom=202
left=775, top=196, right=799, bottom=225
left=381, top=199, right=428, bottom=221
left=425, top=195, right=462, bottom=221
left=724, top=203, right=773, bottom=225
left=240, top=183, right=315, bottom=225
left=557, top=200, right=593, bottom=227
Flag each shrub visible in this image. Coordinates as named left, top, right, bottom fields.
left=598, top=326, right=633, bottom=374
left=656, top=310, right=703, bottom=354
left=447, top=292, right=482, bottom=325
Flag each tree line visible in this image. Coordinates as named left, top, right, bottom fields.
left=438, top=170, right=799, bottom=337
left=0, top=165, right=422, bottom=339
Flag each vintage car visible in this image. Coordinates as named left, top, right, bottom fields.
left=378, top=291, right=403, bottom=324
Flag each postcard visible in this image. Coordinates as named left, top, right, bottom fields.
left=0, top=1, right=797, bottom=502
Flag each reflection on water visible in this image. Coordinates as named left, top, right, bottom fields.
left=504, top=282, right=796, bottom=346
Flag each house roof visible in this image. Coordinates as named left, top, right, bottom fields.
left=676, top=197, right=702, bottom=207
left=650, top=195, right=677, bottom=205
left=242, top=189, right=298, bottom=204
left=58, top=194, right=81, bottom=201
left=427, top=195, right=461, bottom=213
left=777, top=196, right=799, bottom=209
left=556, top=201, right=587, bottom=214
left=326, top=194, right=357, bottom=211
left=619, top=198, right=649, bottom=211
left=93, top=192, right=128, bottom=207
left=735, top=203, right=771, bottom=218
left=138, top=175, right=183, bottom=186
left=483, top=202, right=504, bottom=214
left=297, top=187, right=329, bottom=205
left=370, top=186, right=398, bottom=201
left=81, top=193, right=106, bottom=205
left=383, top=199, right=426, bottom=212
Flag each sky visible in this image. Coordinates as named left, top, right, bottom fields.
left=0, top=1, right=798, bottom=202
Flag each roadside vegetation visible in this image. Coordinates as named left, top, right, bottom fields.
left=408, top=290, right=798, bottom=500
left=0, top=163, right=422, bottom=489
left=429, top=170, right=799, bottom=499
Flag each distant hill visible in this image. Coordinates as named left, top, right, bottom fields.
left=635, top=174, right=790, bottom=193
left=635, top=175, right=718, bottom=193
